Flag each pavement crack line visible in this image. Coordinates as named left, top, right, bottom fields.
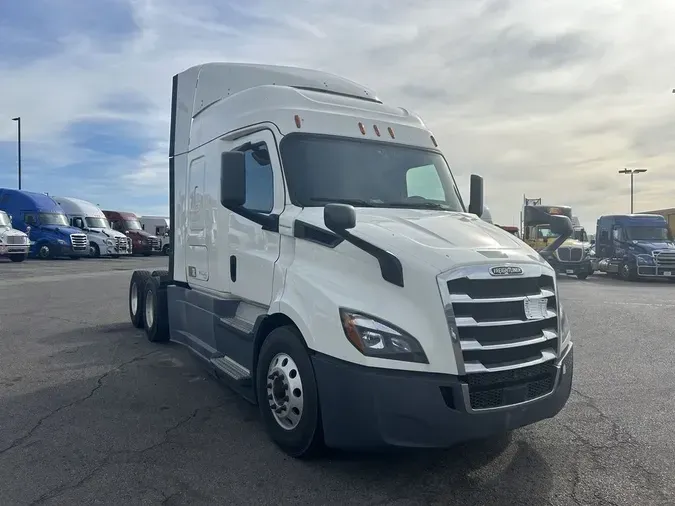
left=0, top=349, right=161, bottom=456
left=27, top=402, right=227, bottom=505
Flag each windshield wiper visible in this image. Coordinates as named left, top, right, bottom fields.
left=384, top=201, right=453, bottom=210
left=308, top=197, right=380, bottom=207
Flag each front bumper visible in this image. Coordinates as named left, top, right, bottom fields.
left=636, top=265, right=675, bottom=277
left=0, top=244, right=29, bottom=256
left=31, top=243, right=89, bottom=258
left=549, top=259, right=593, bottom=276
left=312, top=345, right=573, bottom=450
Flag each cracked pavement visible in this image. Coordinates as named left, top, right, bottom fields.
left=1, top=257, right=674, bottom=505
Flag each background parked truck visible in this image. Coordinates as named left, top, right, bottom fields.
left=523, top=205, right=593, bottom=279
left=103, top=210, right=161, bottom=256
left=0, top=210, right=30, bottom=262
left=593, top=214, right=675, bottom=281
left=0, top=189, right=89, bottom=259
left=140, top=216, right=170, bottom=255
left=126, top=62, right=575, bottom=458
left=53, top=197, right=132, bottom=258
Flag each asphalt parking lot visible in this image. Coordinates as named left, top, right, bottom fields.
left=1, top=258, right=674, bottom=506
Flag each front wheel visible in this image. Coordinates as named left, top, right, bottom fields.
left=90, top=243, right=100, bottom=258
left=576, top=272, right=589, bottom=280
left=38, top=244, right=51, bottom=259
left=9, top=254, right=26, bottom=263
left=256, top=326, right=324, bottom=458
left=162, top=244, right=171, bottom=256
left=619, top=262, right=637, bottom=281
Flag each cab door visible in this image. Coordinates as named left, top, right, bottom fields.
left=223, top=129, right=284, bottom=307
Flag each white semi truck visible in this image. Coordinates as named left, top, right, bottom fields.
left=53, top=196, right=132, bottom=257
left=127, top=63, right=575, bottom=458
left=0, top=210, right=30, bottom=262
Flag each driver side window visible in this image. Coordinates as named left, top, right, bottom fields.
left=405, top=164, right=445, bottom=201
left=612, top=227, right=622, bottom=241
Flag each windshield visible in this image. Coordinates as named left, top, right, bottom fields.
left=625, top=226, right=670, bottom=241
left=0, top=211, right=9, bottom=227
left=536, top=226, right=559, bottom=240
left=86, top=217, right=110, bottom=229
left=125, top=220, right=142, bottom=230
left=39, top=213, right=69, bottom=226
left=279, top=134, right=465, bottom=211
left=573, top=229, right=588, bottom=242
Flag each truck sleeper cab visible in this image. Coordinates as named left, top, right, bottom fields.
left=53, top=196, right=132, bottom=258
left=0, top=188, right=89, bottom=259
left=0, top=210, right=30, bottom=262
left=139, top=216, right=171, bottom=255
left=127, top=63, right=575, bottom=458
left=103, top=210, right=160, bottom=256
left=594, top=214, right=675, bottom=281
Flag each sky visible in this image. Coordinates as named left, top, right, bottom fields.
left=1, top=0, right=674, bottom=231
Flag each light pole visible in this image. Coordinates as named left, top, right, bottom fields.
left=618, top=168, right=647, bottom=214
left=11, top=117, right=22, bottom=190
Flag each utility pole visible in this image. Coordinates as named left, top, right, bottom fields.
left=618, top=168, right=647, bottom=214
left=11, top=117, right=22, bottom=190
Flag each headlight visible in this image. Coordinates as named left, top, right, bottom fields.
left=559, top=303, right=571, bottom=350
left=105, top=239, right=114, bottom=246
left=339, top=309, right=428, bottom=363
left=57, top=239, right=67, bottom=245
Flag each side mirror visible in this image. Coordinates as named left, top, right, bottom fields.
left=549, top=215, right=574, bottom=237
left=468, top=174, right=484, bottom=216
left=324, top=203, right=356, bottom=232
left=220, top=151, right=247, bottom=207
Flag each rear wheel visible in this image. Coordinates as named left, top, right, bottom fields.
left=256, top=326, right=324, bottom=458
left=9, top=254, right=26, bottom=263
left=142, top=276, right=170, bottom=343
left=129, top=270, right=152, bottom=328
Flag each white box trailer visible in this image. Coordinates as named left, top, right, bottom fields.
left=140, top=216, right=170, bottom=255
left=126, top=62, right=575, bottom=457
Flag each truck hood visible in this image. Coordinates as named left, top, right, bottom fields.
left=88, top=227, right=127, bottom=239
left=630, top=240, right=675, bottom=253
left=297, top=207, right=546, bottom=272
left=127, top=229, right=156, bottom=239
left=39, top=224, right=85, bottom=236
left=0, top=225, right=28, bottom=240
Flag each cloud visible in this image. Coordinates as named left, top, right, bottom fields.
left=0, top=0, right=674, bottom=228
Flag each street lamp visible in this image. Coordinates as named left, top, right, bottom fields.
left=618, top=168, right=647, bottom=214
left=11, top=117, right=22, bottom=190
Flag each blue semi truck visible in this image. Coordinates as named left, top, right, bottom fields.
left=592, top=214, right=675, bottom=281
left=0, top=189, right=90, bottom=259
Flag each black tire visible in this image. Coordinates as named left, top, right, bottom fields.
left=37, top=244, right=51, bottom=259
left=143, top=252, right=152, bottom=257
left=162, top=244, right=171, bottom=256
left=256, top=326, right=324, bottom=458
left=151, top=270, right=170, bottom=285
left=90, top=243, right=100, bottom=258
left=70, top=256, right=81, bottom=260
left=619, top=262, right=636, bottom=281
left=142, top=276, right=170, bottom=343
left=9, top=254, right=26, bottom=263
left=129, top=270, right=152, bottom=328
left=576, top=273, right=589, bottom=280
left=111, top=255, right=120, bottom=259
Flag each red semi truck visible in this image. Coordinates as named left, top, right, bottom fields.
left=102, top=210, right=161, bottom=256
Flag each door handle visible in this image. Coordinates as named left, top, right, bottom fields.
left=230, top=255, right=237, bottom=282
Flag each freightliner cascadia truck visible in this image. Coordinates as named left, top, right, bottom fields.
left=127, top=63, right=575, bottom=458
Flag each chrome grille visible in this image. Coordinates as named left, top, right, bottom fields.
left=70, top=234, right=88, bottom=251
left=150, top=237, right=161, bottom=251
left=654, top=250, right=675, bottom=267
left=556, top=246, right=583, bottom=262
left=115, top=237, right=130, bottom=252
left=439, top=264, right=560, bottom=411
left=6, top=236, right=27, bottom=245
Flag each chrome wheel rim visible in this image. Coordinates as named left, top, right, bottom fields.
left=144, top=288, right=155, bottom=328
left=266, top=353, right=304, bottom=430
left=130, top=282, right=139, bottom=315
